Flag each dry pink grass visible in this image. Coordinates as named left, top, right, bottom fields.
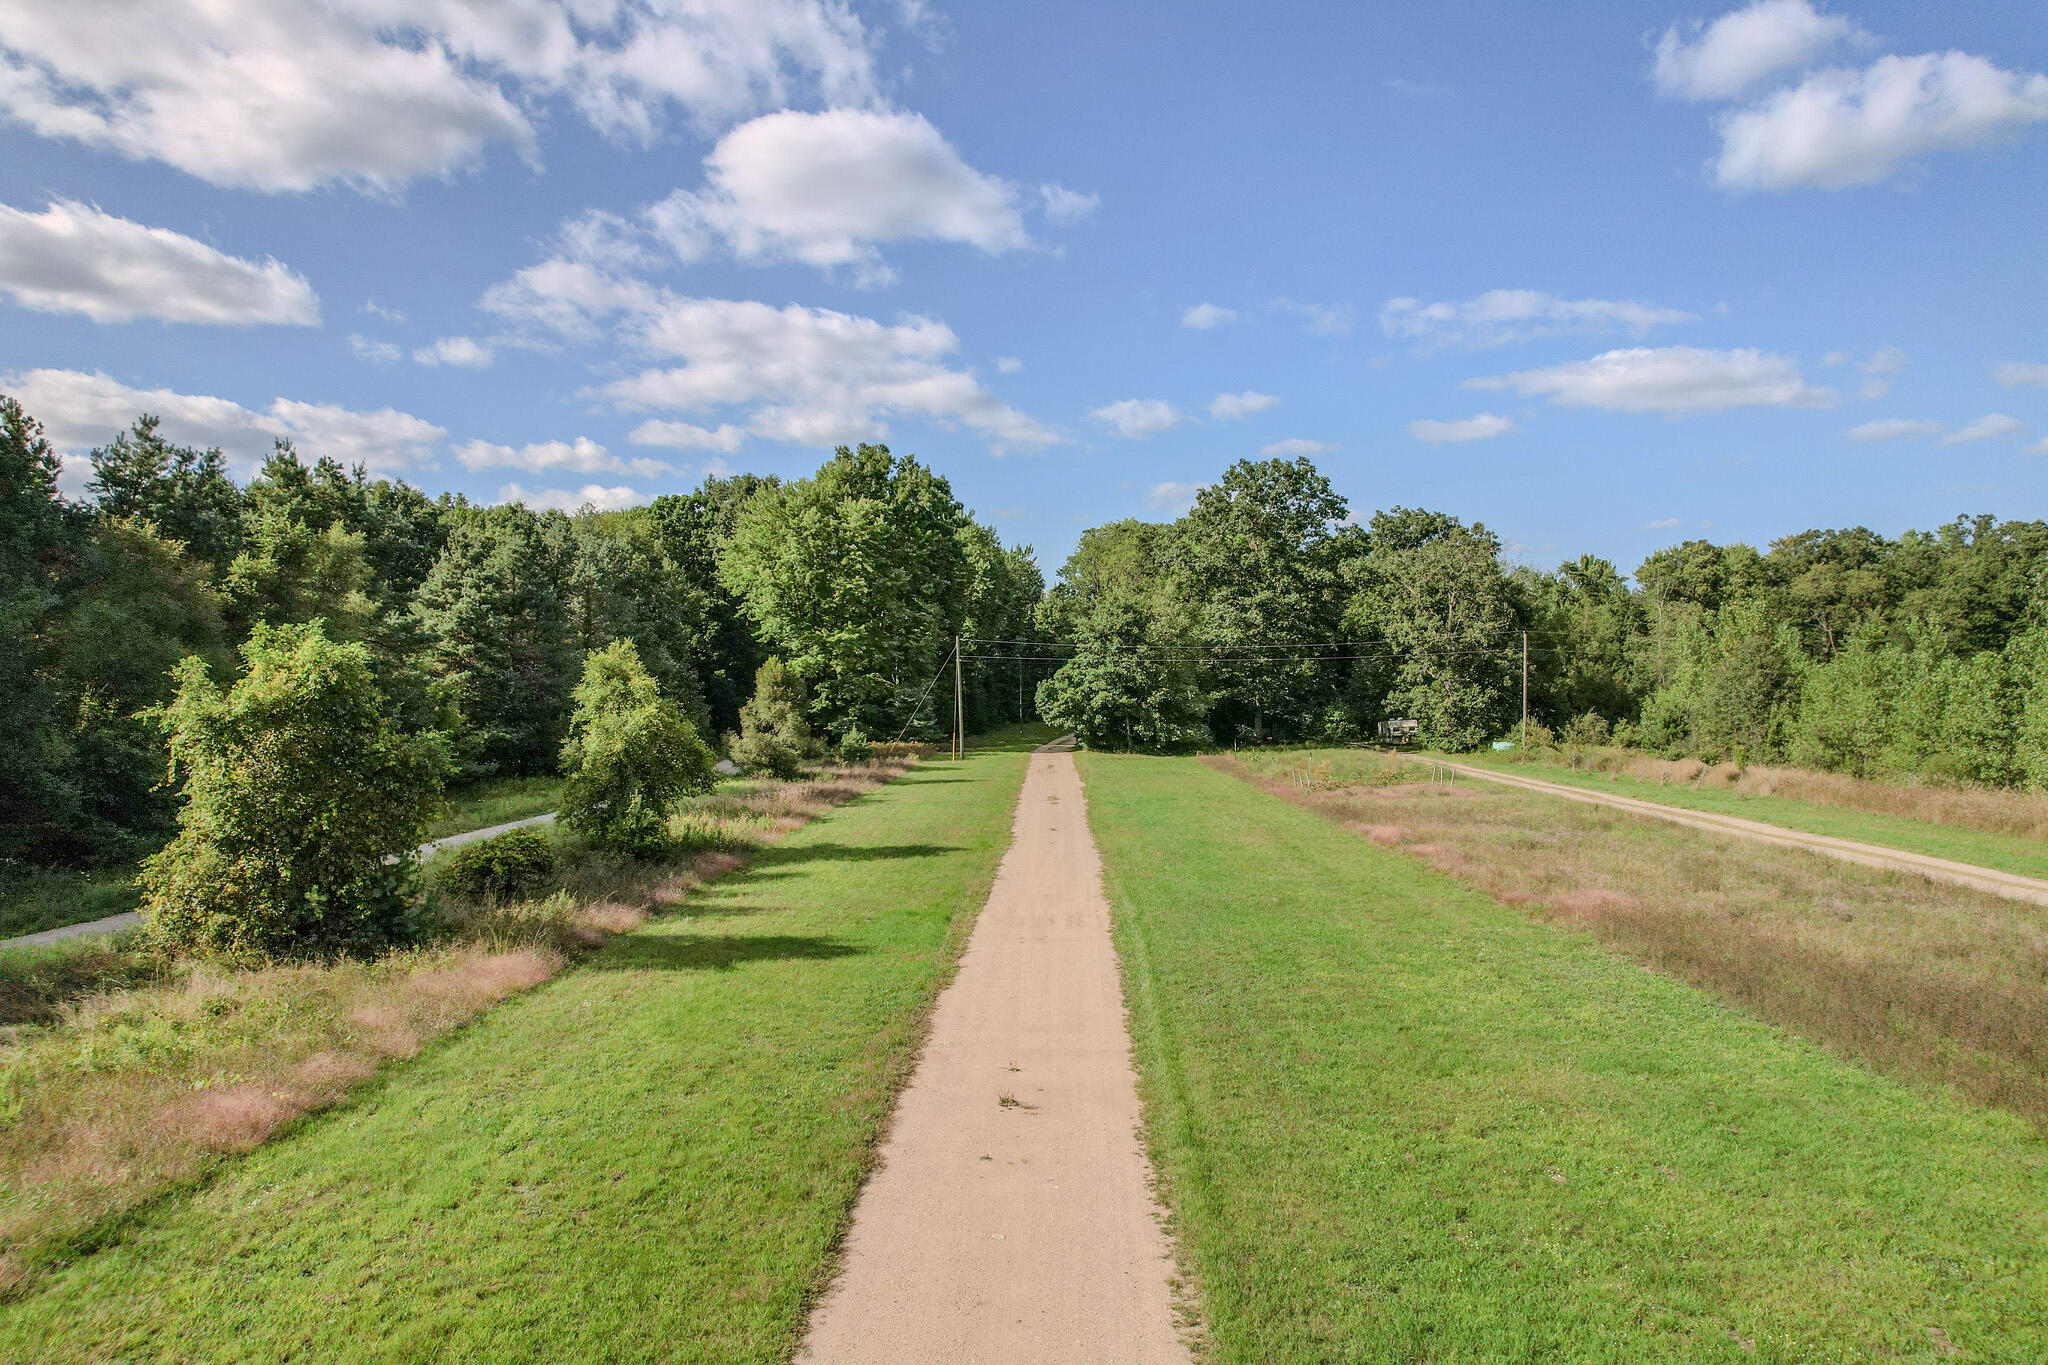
left=1225, top=754, right=2048, bottom=1132
left=1563, top=748, right=2048, bottom=840
left=0, top=752, right=925, bottom=1296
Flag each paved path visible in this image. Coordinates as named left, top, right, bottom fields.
left=0, top=812, right=558, bottom=951
left=1426, top=757, right=2048, bottom=907
left=798, top=741, right=1190, bottom=1365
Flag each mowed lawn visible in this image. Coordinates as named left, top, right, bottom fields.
left=0, top=745, right=1029, bottom=1363
left=1081, top=753, right=2048, bottom=1364
left=1441, top=751, right=2048, bottom=881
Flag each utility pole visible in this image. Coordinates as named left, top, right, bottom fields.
left=1520, top=630, right=1529, bottom=750
left=953, top=635, right=964, bottom=760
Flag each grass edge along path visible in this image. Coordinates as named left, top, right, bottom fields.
left=1437, top=751, right=2048, bottom=882
left=0, top=742, right=1031, bottom=1363
left=1080, top=752, right=2048, bottom=1365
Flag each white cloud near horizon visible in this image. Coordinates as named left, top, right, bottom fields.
left=1469, top=345, right=1836, bottom=415
left=1181, top=303, right=1236, bottom=330
left=1408, top=413, right=1515, bottom=444
left=495, top=482, right=650, bottom=513
left=1208, top=390, right=1278, bottom=421
left=1090, top=398, right=1188, bottom=440
left=1643, top=516, right=1684, bottom=530
left=1994, top=362, right=2048, bottom=387
left=1938, top=413, right=2024, bottom=445
left=1259, top=438, right=1336, bottom=457
left=413, top=335, right=495, bottom=368
left=1382, top=289, right=1697, bottom=349
left=455, top=436, right=673, bottom=479
left=1714, top=51, right=2048, bottom=190
left=0, top=0, right=881, bottom=193
left=0, top=199, right=318, bottom=325
left=1654, top=0, right=1863, bottom=102
left=482, top=265, right=1062, bottom=454
left=2, top=368, right=445, bottom=491
left=627, top=419, right=748, bottom=453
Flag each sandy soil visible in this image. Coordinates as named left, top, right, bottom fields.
left=1431, top=757, right=2048, bottom=907
left=797, top=743, right=1190, bottom=1365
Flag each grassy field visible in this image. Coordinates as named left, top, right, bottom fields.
left=1442, top=750, right=2048, bottom=880
left=1082, top=752, right=2048, bottom=1364
left=422, top=774, right=565, bottom=842
left=0, top=741, right=1029, bottom=1360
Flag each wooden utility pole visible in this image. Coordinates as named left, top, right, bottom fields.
left=953, top=635, right=964, bottom=760
left=1520, top=631, right=1529, bottom=749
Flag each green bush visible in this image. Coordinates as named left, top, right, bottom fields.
left=730, top=658, right=822, bottom=779
left=836, top=725, right=872, bottom=764
left=434, top=828, right=556, bottom=902
left=560, top=640, right=717, bottom=858
left=141, top=622, right=451, bottom=957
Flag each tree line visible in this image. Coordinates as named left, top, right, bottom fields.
left=1031, top=456, right=2048, bottom=788
left=8, top=383, right=2048, bottom=896
left=1, top=396, right=1042, bottom=877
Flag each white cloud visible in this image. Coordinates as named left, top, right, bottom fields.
left=413, top=335, right=495, bottom=368
left=0, top=198, right=318, bottom=325
left=0, top=0, right=880, bottom=192
left=1408, top=413, right=1515, bottom=444
left=495, top=482, right=649, bottom=513
left=489, top=278, right=1061, bottom=453
left=1654, top=0, right=1863, bottom=101
left=626, top=419, right=748, bottom=453
left=361, top=298, right=405, bottom=323
left=1145, top=481, right=1206, bottom=515
left=640, top=108, right=1033, bottom=284
left=1090, top=399, right=1188, bottom=440
left=2034, top=437, right=2048, bottom=456
left=995, top=356, right=1024, bottom=374
left=1, top=368, right=444, bottom=485
left=349, top=334, right=402, bottom=365
left=455, top=436, right=673, bottom=478
left=1380, top=289, right=1696, bottom=348
left=1038, top=184, right=1099, bottom=224
left=1847, top=417, right=1944, bottom=442
left=1643, top=516, right=1683, bottom=530
left=1938, top=414, right=2024, bottom=445
left=1715, top=52, right=2048, bottom=190
left=1277, top=299, right=1355, bottom=335
left=1259, top=438, right=1336, bottom=458
left=1181, top=303, right=1236, bottom=330
left=1208, top=390, right=1279, bottom=421
left=1468, top=346, right=1837, bottom=415
left=1994, top=362, right=2048, bottom=388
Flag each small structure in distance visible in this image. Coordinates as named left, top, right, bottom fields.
left=1376, top=717, right=1420, bottom=747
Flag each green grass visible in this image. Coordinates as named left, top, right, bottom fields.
left=423, top=774, right=566, bottom=841
left=0, top=745, right=1029, bottom=1362
left=0, top=865, right=142, bottom=940
left=1442, top=751, right=2048, bottom=880
left=1081, top=753, right=2048, bottom=1364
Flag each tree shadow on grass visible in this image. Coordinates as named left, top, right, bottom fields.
left=588, top=932, right=863, bottom=972
left=753, top=841, right=959, bottom=869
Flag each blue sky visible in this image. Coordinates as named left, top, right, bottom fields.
left=2, top=0, right=2044, bottom=576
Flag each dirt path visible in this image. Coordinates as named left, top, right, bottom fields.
left=1427, top=757, right=2048, bottom=907
left=797, top=742, right=1190, bottom=1365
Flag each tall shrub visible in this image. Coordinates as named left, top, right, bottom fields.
left=560, top=640, right=717, bottom=856
left=142, top=622, right=452, bottom=955
left=730, top=657, right=822, bottom=778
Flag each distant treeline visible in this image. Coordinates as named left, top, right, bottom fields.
left=1, top=396, right=1041, bottom=871
left=8, top=387, right=2048, bottom=878
left=1031, top=457, right=2048, bottom=788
